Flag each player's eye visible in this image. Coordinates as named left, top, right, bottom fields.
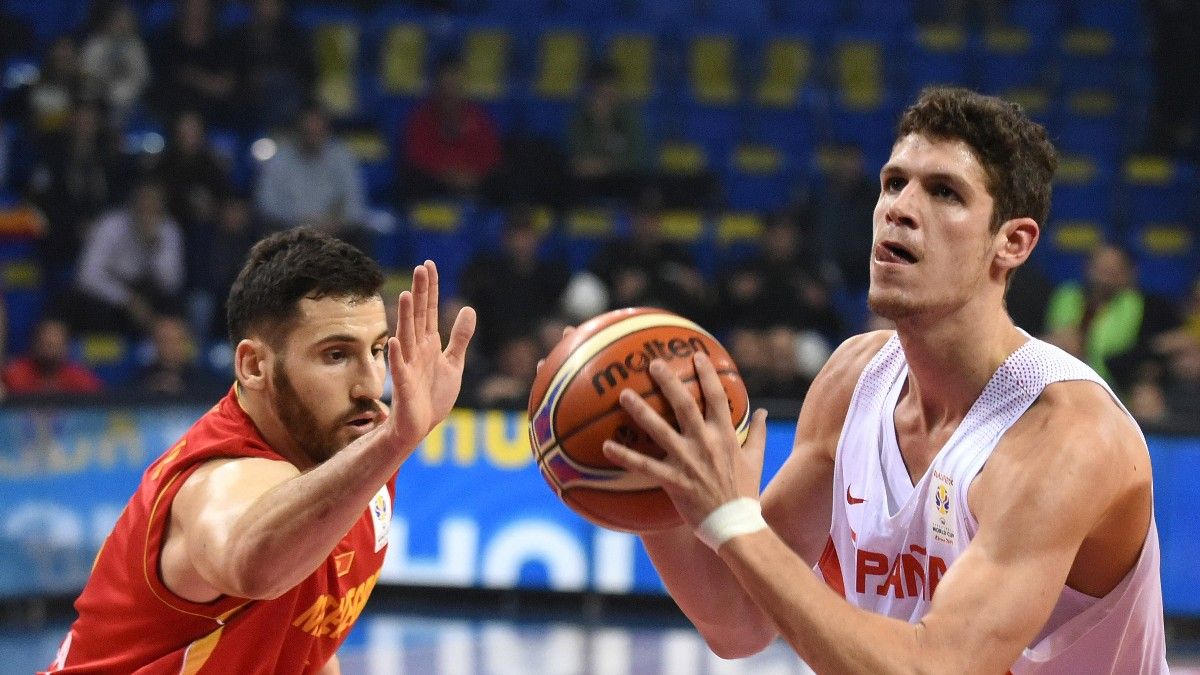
left=325, top=349, right=346, bottom=363
left=883, top=176, right=905, bottom=192
left=932, top=183, right=961, bottom=202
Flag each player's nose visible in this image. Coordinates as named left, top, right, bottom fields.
left=353, top=356, right=386, bottom=401
left=885, top=183, right=920, bottom=229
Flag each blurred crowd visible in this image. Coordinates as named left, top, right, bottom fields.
left=0, top=0, right=1197, bottom=435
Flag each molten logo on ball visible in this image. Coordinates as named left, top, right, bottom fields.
left=591, top=336, right=711, bottom=395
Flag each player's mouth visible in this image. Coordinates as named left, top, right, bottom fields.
left=874, top=241, right=919, bottom=265
left=345, top=411, right=381, bottom=434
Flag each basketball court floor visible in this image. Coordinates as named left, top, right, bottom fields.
left=4, top=593, right=1199, bottom=674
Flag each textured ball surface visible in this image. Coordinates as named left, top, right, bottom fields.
left=528, top=307, right=750, bottom=532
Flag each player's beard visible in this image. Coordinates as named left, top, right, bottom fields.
left=272, top=361, right=343, bottom=465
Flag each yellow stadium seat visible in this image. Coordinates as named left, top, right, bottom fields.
left=1052, top=221, right=1104, bottom=253
left=660, top=210, right=705, bottom=242
left=461, top=27, right=511, bottom=100
left=690, top=35, right=738, bottom=105
left=379, top=22, right=427, bottom=96
left=535, top=30, right=588, bottom=100
left=566, top=208, right=616, bottom=237
left=659, top=141, right=708, bottom=175
left=836, top=39, right=884, bottom=110
left=607, top=33, right=655, bottom=101
left=717, top=212, right=765, bottom=247
left=756, top=36, right=813, bottom=108
left=312, top=22, right=360, bottom=117
left=409, top=202, right=464, bottom=233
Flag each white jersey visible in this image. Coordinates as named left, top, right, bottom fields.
left=816, top=334, right=1168, bottom=673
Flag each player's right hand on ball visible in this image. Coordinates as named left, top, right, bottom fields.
left=386, top=260, right=476, bottom=452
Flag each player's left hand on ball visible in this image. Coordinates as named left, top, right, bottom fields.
left=601, top=351, right=769, bottom=528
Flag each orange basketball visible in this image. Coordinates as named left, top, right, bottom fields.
left=527, top=307, right=750, bottom=532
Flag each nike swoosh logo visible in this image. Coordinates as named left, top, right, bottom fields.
left=846, top=486, right=866, bottom=505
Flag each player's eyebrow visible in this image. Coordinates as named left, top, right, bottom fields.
left=314, top=329, right=390, bottom=346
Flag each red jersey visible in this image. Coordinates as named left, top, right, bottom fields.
left=45, top=387, right=395, bottom=674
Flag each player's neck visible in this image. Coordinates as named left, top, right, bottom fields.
left=893, top=304, right=1027, bottom=426
left=235, top=386, right=317, bottom=470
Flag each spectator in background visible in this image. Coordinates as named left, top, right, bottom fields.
left=716, top=213, right=841, bottom=345
left=2, top=317, right=102, bottom=395
left=62, top=181, right=185, bottom=336
left=229, top=0, right=315, bottom=132
left=471, top=333, right=540, bottom=409
left=132, top=314, right=226, bottom=398
left=586, top=189, right=712, bottom=324
left=151, top=109, right=232, bottom=290
left=26, top=101, right=132, bottom=286
left=566, top=61, right=646, bottom=206
left=256, top=103, right=371, bottom=251
left=79, top=2, right=149, bottom=128
left=1, top=36, right=83, bottom=143
left=401, top=55, right=502, bottom=202
left=148, top=0, right=238, bottom=127
left=193, top=194, right=263, bottom=339
left=1044, top=243, right=1179, bottom=391
left=811, top=141, right=878, bottom=292
left=458, top=205, right=569, bottom=357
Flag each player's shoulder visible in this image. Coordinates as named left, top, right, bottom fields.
left=795, top=330, right=894, bottom=434
left=1028, top=379, right=1144, bottom=456
left=997, top=378, right=1147, bottom=493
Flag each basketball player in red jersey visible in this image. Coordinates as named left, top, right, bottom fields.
left=44, top=229, right=475, bottom=674
left=601, top=88, right=1167, bottom=672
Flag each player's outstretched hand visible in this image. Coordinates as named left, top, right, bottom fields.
left=385, top=260, right=476, bottom=452
left=601, top=352, right=769, bottom=529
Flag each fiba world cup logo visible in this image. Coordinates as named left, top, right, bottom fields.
left=934, top=484, right=951, bottom=518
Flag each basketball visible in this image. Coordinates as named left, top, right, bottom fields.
left=527, top=307, right=750, bottom=532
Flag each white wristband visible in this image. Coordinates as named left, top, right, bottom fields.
left=695, top=497, right=768, bottom=551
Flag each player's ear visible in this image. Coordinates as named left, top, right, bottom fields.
left=994, top=216, right=1039, bottom=276
left=234, top=338, right=270, bottom=391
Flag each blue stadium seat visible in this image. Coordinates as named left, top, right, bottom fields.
left=72, top=332, right=136, bottom=388
left=1037, top=221, right=1111, bottom=285
left=974, top=27, right=1051, bottom=96
left=403, top=201, right=477, bottom=299
left=1122, top=156, right=1197, bottom=227
left=1054, top=90, right=1126, bottom=165
left=1051, top=154, right=1117, bottom=224
left=904, top=24, right=971, bottom=99
left=773, top=0, right=839, bottom=32
left=1057, top=27, right=1124, bottom=93
left=1126, top=223, right=1198, bottom=298
left=722, top=143, right=793, bottom=212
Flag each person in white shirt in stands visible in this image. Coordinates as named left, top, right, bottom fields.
left=68, top=181, right=184, bottom=336
left=600, top=87, right=1168, bottom=674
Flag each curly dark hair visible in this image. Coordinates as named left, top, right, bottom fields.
left=226, top=229, right=384, bottom=344
left=898, top=87, right=1058, bottom=233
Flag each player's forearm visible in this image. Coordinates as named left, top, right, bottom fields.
left=224, top=429, right=405, bottom=598
left=642, top=527, right=778, bottom=658
left=720, top=530, right=955, bottom=675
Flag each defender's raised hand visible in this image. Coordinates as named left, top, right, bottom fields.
left=386, top=260, right=476, bottom=452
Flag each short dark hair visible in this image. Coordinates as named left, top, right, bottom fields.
left=226, top=229, right=384, bottom=344
left=897, top=87, right=1058, bottom=233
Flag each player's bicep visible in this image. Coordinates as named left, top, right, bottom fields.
left=761, top=436, right=834, bottom=565
left=173, top=457, right=300, bottom=592
left=916, top=523, right=1081, bottom=672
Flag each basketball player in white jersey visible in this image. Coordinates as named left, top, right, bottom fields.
left=601, top=87, right=1168, bottom=673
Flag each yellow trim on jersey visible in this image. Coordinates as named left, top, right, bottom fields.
left=179, top=624, right=225, bottom=675
left=142, top=470, right=250, bottom=621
